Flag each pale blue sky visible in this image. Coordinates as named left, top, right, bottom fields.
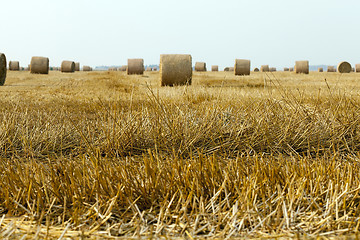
left=1, top=0, right=359, bottom=69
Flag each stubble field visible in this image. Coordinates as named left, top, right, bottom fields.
left=1, top=70, right=360, bottom=239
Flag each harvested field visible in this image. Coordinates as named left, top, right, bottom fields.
left=1, top=70, right=360, bottom=239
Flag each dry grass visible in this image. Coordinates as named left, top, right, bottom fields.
left=1, top=70, right=360, bottom=239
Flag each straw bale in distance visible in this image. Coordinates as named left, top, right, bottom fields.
left=83, top=66, right=92, bottom=71
left=211, top=65, right=218, bottom=72
left=160, top=54, right=192, bottom=86
left=146, top=67, right=152, bottom=71
left=318, top=67, right=323, bottom=72
left=195, top=62, right=206, bottom=72
left=234, top=59, right=250, bottom=76
left=30, top=56, right=49, bottom=74
left=75, top=62, right=80, bottom=71
left=0, top=53, right=6, bottom=86
left=120, top=65, right=127, bottom=71
left=355, top=64, right=360, bottom=73
left=270, top=67, right=277, bottom=72
left=253, top=68, right=259, bottom=72
left=260, top=65, right=269, bottom=72
left=127, top=59, right=144, bottom=75
left=327, top=66, right=336, bottom=72
left=337, top=61, right=351, bottom=73
left=9, top=61, right=20, bottom=71
left=283, top=67, right=289, bottom=71
left=224, top=67, right=230, bottom=71
left=61, top=61, right=75, bottom=73
left=152, top=67, right=157, bottom=71
left=295, top=60, right=309, bottom=74
left=289, top=67, right=294, bottom=72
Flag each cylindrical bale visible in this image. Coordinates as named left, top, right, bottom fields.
left=75, top=62, right=80, bottom=71
left=9, top=61, right=20, bottom=71
left=253, top=68, right=259, bottom=72
left=234, top=59, right=250, bottom=76
left=146, top=67, right=152, bottom=71
left=127, top=59, right=144, bottom=75
left=327, top=66, right=335, bottom=72
left=83, top=66, right=92, bottom=71
left=318, top=67, right=323, bottom=72
left=30, top=56, right=49, bottom=74
left=61, top=61, right=75, bottom=73
left=160, top=54, right=192, bottom=86
left=224, top=67, right=230, bottom=71
left=270, top=67, right=277, bottom=72
left=119, top=65, right=127, bottom=71
left=211, top=65, right=218, bottom=72
left=260, top=65, right=269, bottom=72
left=337, top=61, right=351, bottom=73
left=0, top=53, right=6, bottom=86
left=355, top=64, right=360, bottom=73
left=195, top=62, right=206, bottom=72
left=152, top=67, right=157, bottom=71
left=295, top=61, right=309, bottom=74
left=283, top=67, right=289, bottom=71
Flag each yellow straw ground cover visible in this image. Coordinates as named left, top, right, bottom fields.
left=1, top=70, right=360, bottom=239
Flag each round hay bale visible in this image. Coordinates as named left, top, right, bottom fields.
left=75, top=62, right=80, bottom=71
left=234, top=59, right=250, bottom=76
left=61, top=61, right=75, bottom=73
left=119, top=65, right=127, bottom=71
left=318, top=67, right=323, bottom=72
left=9, top=61, right=20, bottom=71
left=337, top=61, right=351, bottom=73
left=327, top=66, right=336, bottom=72
left=260, top=65, right=269, bottom=72
left=127, top=59, right=144, bottom=75
left=30, top=56, right=49, bottom=74
left=152, top=67, right=157, bottom=71
left=253, top=68, right=259, bottom=72
left=83, top=66, right=92, bottom=71
left=146, top=67, right=152, bottom=71
left=211, top=65, right=218, bottom=72
left=355, top=64, right=360, bottom=73
left=0, top=53, right=6, bottom=86
left=270, top=67, right=277, bottom=72
left=160, top=54, right=192, bottom=86
left=195, top=62, right=206, bottom=72
left=224, top=67, right=230, bottom=72
left=283, top=67, right=289, bottom=71
left=295, top=60, right=309, bottom=74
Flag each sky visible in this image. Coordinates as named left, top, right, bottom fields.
left=1, top=0, right=359, bottom=70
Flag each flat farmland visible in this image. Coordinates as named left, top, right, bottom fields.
left=1, top=70, right=360, bottom=239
